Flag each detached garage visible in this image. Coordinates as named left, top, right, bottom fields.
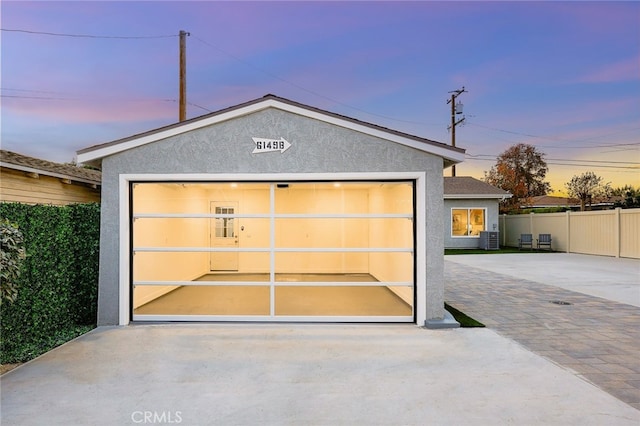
left=77, top=95, right=465, bottom=327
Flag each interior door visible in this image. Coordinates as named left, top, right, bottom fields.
left=210, top=201, right=239, bottom=271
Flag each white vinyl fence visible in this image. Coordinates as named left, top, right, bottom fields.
left=499, top=208, right=640, bottom=259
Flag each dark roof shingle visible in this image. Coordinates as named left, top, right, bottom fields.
left=0, top=150, right=101, bottom=184
left=444, top=176, right=510, bottom=198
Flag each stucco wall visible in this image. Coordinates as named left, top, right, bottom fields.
left=444, top=198, right=500, bottom=249
left=97, top=107, right=446, bottom=325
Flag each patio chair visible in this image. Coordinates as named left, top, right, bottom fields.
left=537, top=234, right=552, bottom=250
left=518, top=234, right=533, bottom=250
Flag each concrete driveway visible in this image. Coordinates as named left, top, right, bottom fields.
left=445, top=252, right=640, bottom=307
left=2, top=253, right=639, bottom=425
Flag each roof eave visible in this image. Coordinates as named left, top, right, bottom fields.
left=0, top=161, right=101, bottom=185
left=445, top=194, right=512, bottom=199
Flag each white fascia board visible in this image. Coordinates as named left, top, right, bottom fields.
left=0, top=162, right=100, bottom=185
left=444, top=194, right=512, bottom=199
left=274, top=101, right=465, bottom=163
left=77, top=99, right=465, bottom=164
left=77, top=102, right=271, bottom=164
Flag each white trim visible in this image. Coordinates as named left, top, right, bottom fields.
left=415, top=175, right=426, bottom=326
left=119, top=171, right=423, bottom=182
left=444, top=194, right=510, bottom=199
left=134, top=280, right=413, bottom=287
left=132, top=314, right=413, bottom=322
left=133, top=213, right=411, bottom=218
left=118, top=174, right=130, bottom=325
left=78, top=99, right=465, bottom=164
left=119, top=171, right=427, bottom=325
left=450, top=207, right=487, bottom=238
left=133, top=247, right=412, bottom=253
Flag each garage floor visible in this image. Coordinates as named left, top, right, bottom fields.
left=134, top=273, right=413, bottom=317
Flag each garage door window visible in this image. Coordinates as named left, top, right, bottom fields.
left=131, top=181, right=415, bottom=321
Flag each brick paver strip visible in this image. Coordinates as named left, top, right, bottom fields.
left=445, top=260, right=640, bottom=411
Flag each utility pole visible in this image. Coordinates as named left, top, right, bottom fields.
left=179, top=30, right=190, bottom=122
left=447, top=86, right=467, bottom=176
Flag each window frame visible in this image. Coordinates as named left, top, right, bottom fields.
left=450, top=207, right=487, bottom=238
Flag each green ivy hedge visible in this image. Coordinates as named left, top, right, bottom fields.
left=0, top=202, right=100, bottom=363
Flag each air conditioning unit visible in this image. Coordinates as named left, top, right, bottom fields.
left=479, top=231, right=499, bottom=250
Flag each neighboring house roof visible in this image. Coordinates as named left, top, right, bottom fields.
left=444, top=176, right=511, bottom=199
left=77, top=94, right=466, bottom=167
left=521, top=194, right=620, bottom=209
left=0, top=150, right=101, bottom=186
left=522, top=195, right=579, bottom=208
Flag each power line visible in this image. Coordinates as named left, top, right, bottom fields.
left=0, top=28, right=178, bottom=39
left=464, top=156, right=639, bottom=170
left=467, top=121, right=640, bottom=148
left=466, top=153, right=640, bottom=165
left=1, top=94, right=76, bottom=101
left=1, top=88, right=67, bottom=95
left=192, top=35, right=438, bottom=127
left=0, top=93, right=180, bottom=106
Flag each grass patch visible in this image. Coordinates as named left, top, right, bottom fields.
left=445, top=303, right=485, bottom=328
left=445, top=247, right=552, bottom=255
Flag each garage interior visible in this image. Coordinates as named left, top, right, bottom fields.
left=131, top=181, right=415, bottom=321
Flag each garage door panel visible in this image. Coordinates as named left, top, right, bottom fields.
left=134, top=285, right=271, bottom=316
left=131, top=181, right=415, bottom=322
left=274, top=286, right=412, bottom=316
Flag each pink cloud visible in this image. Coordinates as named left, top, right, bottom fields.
left=3, top=96, right=177, bottom=124
left=575, top=56, right=640, bottom=84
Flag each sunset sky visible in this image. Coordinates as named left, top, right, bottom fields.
left=2, top=1, right=638, bottom=194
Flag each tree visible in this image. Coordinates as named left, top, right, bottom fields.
left=484, top=143, right=551, bottom=213
left=0, top=219, right=26, bottom=305
left=612, top=185, right=639, bottom=209
left=565, top=171, right=612, bottom=211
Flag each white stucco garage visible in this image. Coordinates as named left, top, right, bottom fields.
left=77, top=95, right=465, bottom=327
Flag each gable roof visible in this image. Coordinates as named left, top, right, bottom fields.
left=1, top=150, right=101, bottom=185
left=523, top=195, right=579, bottom=208
left=444, top=176, right=511, bottom=199
left=76, top=94, right=466, bottom=167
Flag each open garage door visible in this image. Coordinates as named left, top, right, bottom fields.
left=131, top=181, right=415, bottom=322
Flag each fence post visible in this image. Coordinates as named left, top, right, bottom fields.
left=566, top=210, right=571, bottom=253
left=503, top=214, right=508, bottom=247
left=615, top=208, right=621, bottom=258
left=530, top=212, right=535, bottom=237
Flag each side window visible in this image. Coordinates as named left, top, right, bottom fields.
left=452, top=209, right=468, bottom=236
left=469, top=209, right=485, bottom=236
left=451, top=208, right=485, bottom=237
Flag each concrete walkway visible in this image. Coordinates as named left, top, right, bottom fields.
left=445, top=253, right=640, bottom=410
left=1, top=253, right=638, bottom=425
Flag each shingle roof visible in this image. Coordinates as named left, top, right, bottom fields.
left=524, top=195, right=578, bottom=207
left=0, top=150, right=101, bottom=185
left=444, top=176, right=511, bottom=198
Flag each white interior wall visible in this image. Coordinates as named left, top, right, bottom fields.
left=132, top=184, right=209, bottom=308
left=274, top=186, right=370, bottom=273
left=368, top=184, right=414, bottom=305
